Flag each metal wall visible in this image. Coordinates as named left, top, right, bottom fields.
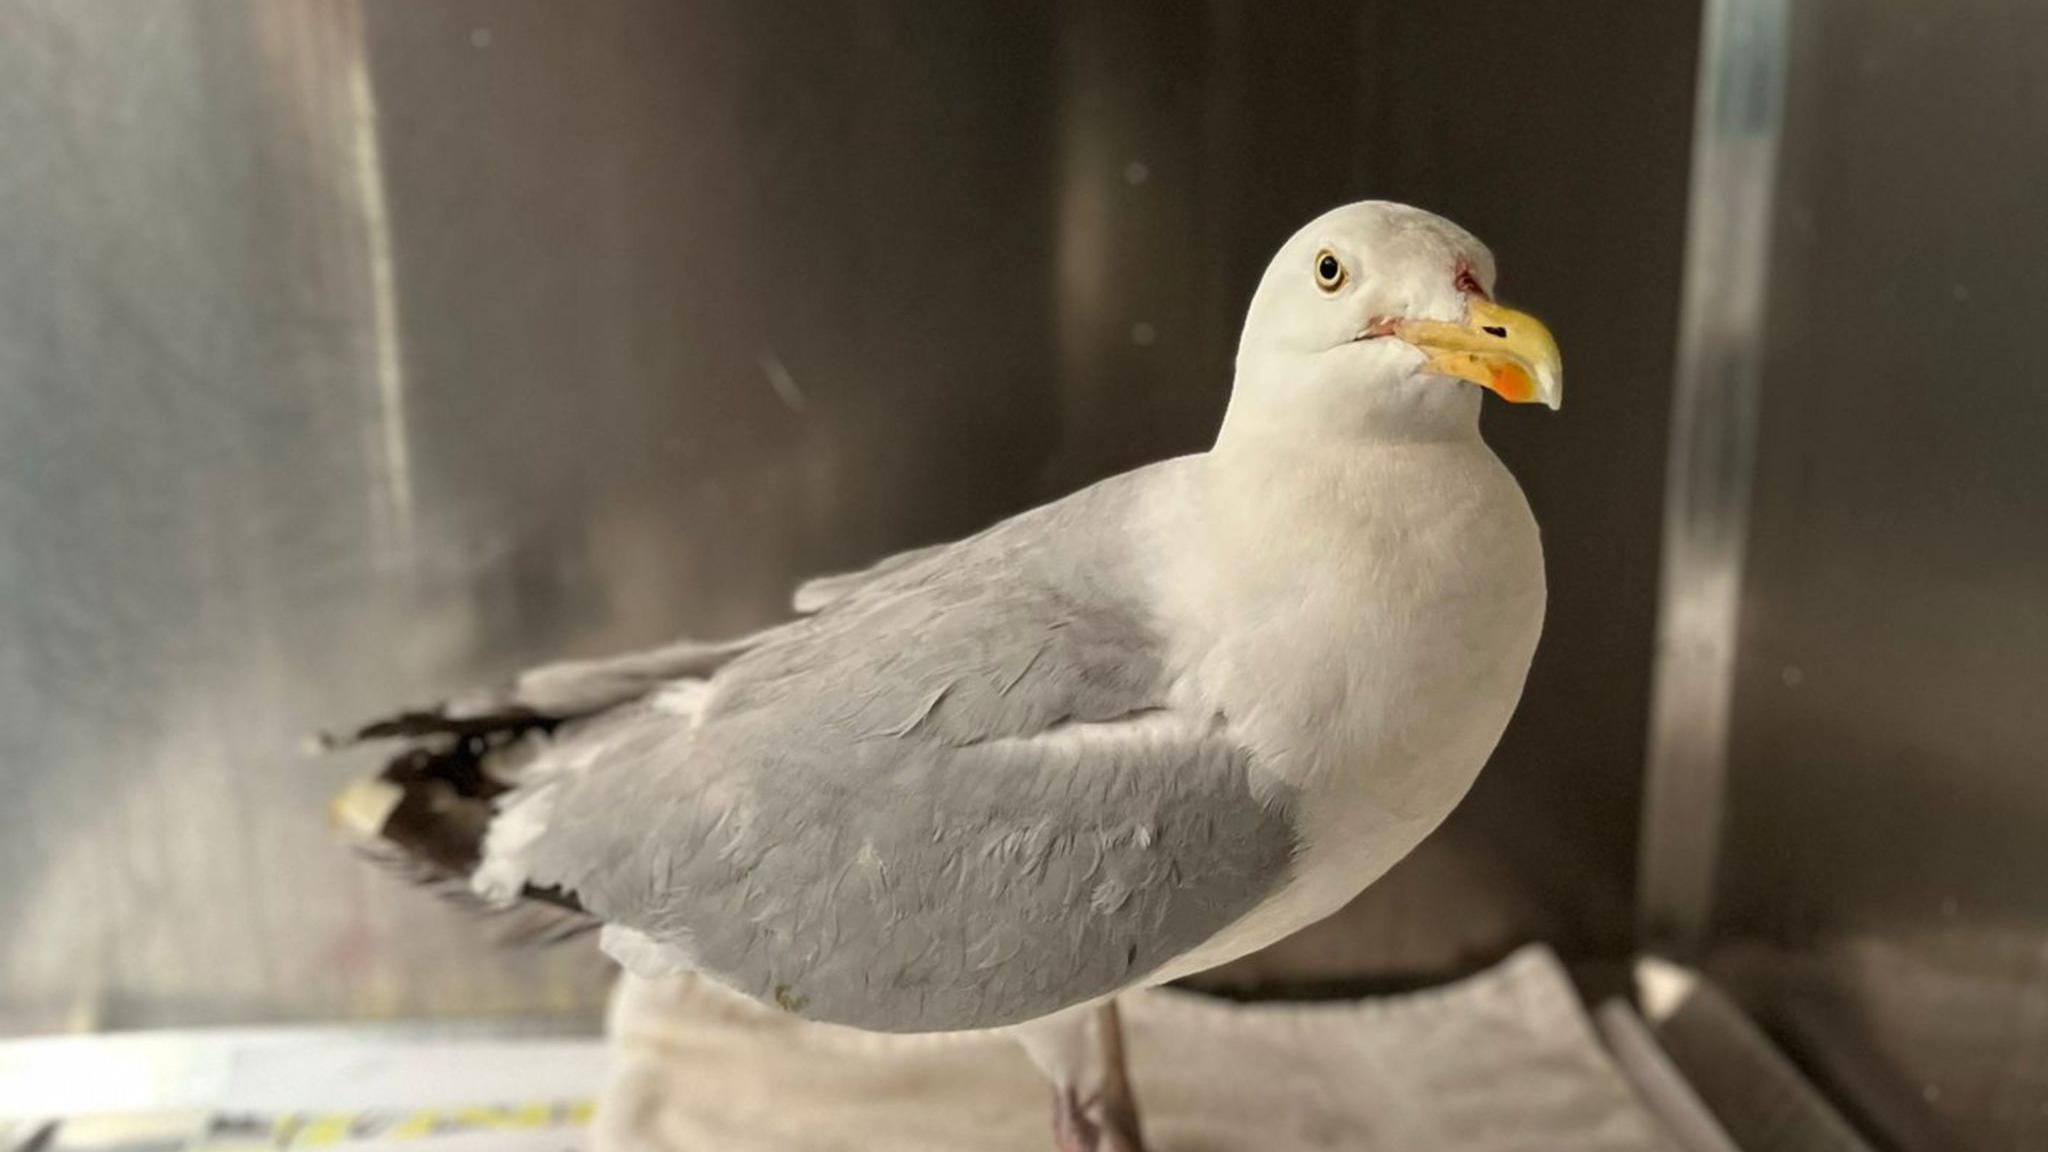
left=0, top=1, right=1698, bottom=1030
left=0, top=0, right=1060, bottom=1031
left=1643, top=1, right=2048, bottom=1148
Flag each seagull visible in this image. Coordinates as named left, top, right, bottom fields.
left=328, top=200, right=1561, bottom=1152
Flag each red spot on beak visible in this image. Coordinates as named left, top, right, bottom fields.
left=1490, top=362, right=1536, bottom=403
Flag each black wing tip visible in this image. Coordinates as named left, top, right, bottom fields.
left=331, top=704, right=556, bottom=747
left=346, top=839, right=596, bottom=945
left=328, top=705, right=593, bottom=945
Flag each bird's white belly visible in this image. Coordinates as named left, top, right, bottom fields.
left=1149, top=658, right=1532, bottom=985
left=1146, top=448, right=1545, bottom=986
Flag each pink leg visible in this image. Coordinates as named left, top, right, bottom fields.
left=1046, top=1000, right=1148, bottom=1152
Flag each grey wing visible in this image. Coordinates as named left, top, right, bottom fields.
left=503, top=468, right=1300, bottom=1033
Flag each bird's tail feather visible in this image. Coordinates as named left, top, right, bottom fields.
left=329, top=718, right=599, bottom=944
left=321, top=630, right=768, bottom=943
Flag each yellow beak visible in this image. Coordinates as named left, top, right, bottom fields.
left=1391, top=299, right=1563, bottom=410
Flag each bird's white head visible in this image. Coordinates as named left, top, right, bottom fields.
left=1225, top=201, right=1561, bottom=445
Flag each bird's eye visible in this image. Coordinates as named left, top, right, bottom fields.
left=1314, top=250, right=1346, bottom=292
left=1455, top=267, right=1489, bottom=299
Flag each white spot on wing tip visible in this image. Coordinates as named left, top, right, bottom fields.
left=329, top=777, right=402, bottom=838
left=472, top=782, right=560, bottom=904
left=469, top=861, right=524, bottom=906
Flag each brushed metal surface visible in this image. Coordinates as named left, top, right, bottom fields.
left=0, top=0, right=1058, bottom=1031
left=1639, top=0, right=1789, bottom=952
left=1700, top=1, right=2048, bottom=1148
left=1, top=1, right=1696, bottom=1030
left=1639, top=962, right=1874, bottom=1152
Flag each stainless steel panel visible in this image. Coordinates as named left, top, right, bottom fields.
left=1696, top=1, right=2048, bottom=1147
left=0, top=0, right=1057, bottom=1030
left=1638, top=964, right=1875, bottom=1152
left=1639, top=0, right=1789, bottom=954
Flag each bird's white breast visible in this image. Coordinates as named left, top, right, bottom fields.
left=1143, top=439, right=1545, bottom=981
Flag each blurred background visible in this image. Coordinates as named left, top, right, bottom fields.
left=0, top=2, right=2041, bottom=1149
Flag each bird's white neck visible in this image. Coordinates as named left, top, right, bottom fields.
left=1197, top=427, right=1506, bottom=600
left=1213, top=350, right=1486, bottom=461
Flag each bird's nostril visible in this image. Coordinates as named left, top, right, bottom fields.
left=1482, top=325, right=1508, bottom=338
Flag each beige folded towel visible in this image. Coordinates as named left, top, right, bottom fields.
left=597, top=945, right=1678, bottom=1152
